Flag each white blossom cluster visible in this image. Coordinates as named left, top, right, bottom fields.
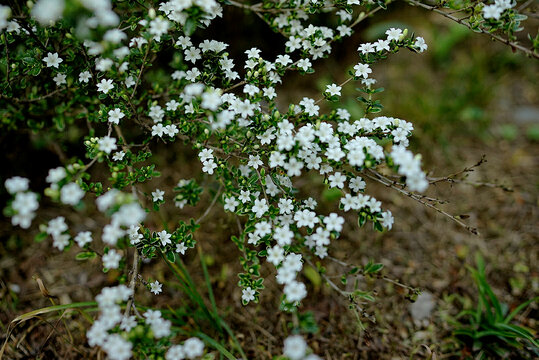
left=96, top=190, right=146, bottom=268
left=1, top=0, right=441, bottom=357
left=391, top=146, right=429, bottom=192
left=5, top=0, right=429, bottom=309
left=31, top=0, right=118, bottom=27
left=483, top=0, right=515, bottom=19
left=87, top=285, right=205, bottom=360
left=87, top=285, right=134, bottom=360
left=4, top=177, right=38, bottom=229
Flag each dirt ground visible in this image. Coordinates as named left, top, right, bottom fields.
left=1, top=6, right=538, bottom=360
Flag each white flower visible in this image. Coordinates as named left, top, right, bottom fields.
left=98, top=136, right=117, bottom=154
left=299, top=97, right=319, bottom=116
left=125, top=76, right=136, bottom=87
left=95, top=58, right=113, bottom=72
left=60, top=182, right=84, bottom=205
left=149, top=17, right=169, bottom=38
left=113, top=203, right=146, bottom=227
left=79, top=71, right=92, bottom=83
left=297, top=58, right=312, bottom=71
left=202, top=160, right=217, bottom=174
left=32, top=0, right=64, bottom=25
left=375, top=39, right=390, bottom=52
left=150, top=280, right=163, bottom=295
left=151, top=318, right=171, bottom=338
left=152, top=189, right=165, bottom=202
left=248, top=155, right=263, bottom=169
left=166, top=345, right=185, bottom=360
left=358, top=43, right=375, bottom=54
left=144, top=309, right=162, bottom=325
left=349, top=177, right=366, bottom=192
left=224, top=196, right=239, bottom=212
left=102, top=334, right=132, bottom=360
left=5, top=176, right=29, bottom=194
left=354, top=63, right=372, bottom=78
left=102, top=223, right=125, bottom=246
left=414, top=37, right=428, bottom=53
left=252, top=198, right=269, bottom=218
left=97, top=79, right=114, bottom=94
left=328, top=172, right=346, bottom=189
left=325, top=83, right=341, bottom=97
left=276, top=54, right=292, bottom=66
left=283, top=335, right=307, bottom=360
left=245, top=47, right=261, bottom=58
left=47, top=216, right=67, bottom=237
left=380, top=210, right=394, bottom=230
left=104, top=29, right=127, bottom=44
left=184, top=46, right=201, bottom=63
left=183, top=337, right=204, bottom=359
left=324, top=213, right=344, bottom=232
left=112, top=151, right=125, bottom=161
left=385, top=27, right=403, bottom=41
left=53, top=73, right=66, bottom=86
left=102, top=249, right=122, bottom=269
left=74, top=231, right=92, bottom=247
left=108, top=108, right=125, bottom=125
left=120, top=316, right=137, bottom=332
left=242, top=287, right=255, bottom=303
left=176, top=243, right=187, bottom=254
left=483, top=4, right=503, bottom=19
left=157, top=230, right=171, bottom=246
left=267, top=245, right=284, bottom=265
left=43, top=52, right=63, bottom=68
left=52, top=233, right=70, bottom=251
left=284, top=281, right=307, bottom=302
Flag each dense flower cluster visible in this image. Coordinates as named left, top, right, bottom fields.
left=3, top=0, right=530, bottom=357
left=4, top=177, right=38, bottom=229
left=3, top=0, right=430, bottom=348
left=87, top=285, right=205, bottom=359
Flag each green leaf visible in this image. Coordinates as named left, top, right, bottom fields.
left=75, top=251, right=97, bottom=260
left=363, top=261, right=383, bottom=275
left=184, top=17, right=197, bottom=36
left=165, top=251, right=176, bottom=263
left=353, top=290, right=375, bottom=302
left=195, top=331, right=238, bottom=360
left=11, top=302, right=97, bottom=324
left=504, top=296, right=539, bottom=324
left=303, top=266, right=321, bottom=287
left=34, top=231, right=48, bottom=243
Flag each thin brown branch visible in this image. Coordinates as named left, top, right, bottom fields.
left=364, top=169, right=478, bottom=235
left=195, top=183, right=223, bottom=224
left=406, top=0, right=539, bottom=60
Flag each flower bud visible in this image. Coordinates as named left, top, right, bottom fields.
left=400, top=29, right=408, bottom=41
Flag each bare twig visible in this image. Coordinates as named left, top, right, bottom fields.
left=195, top=183, right=223, bottom=224
left=130, top=43, right=151, bottom=100
left=406, top=0, right=539, bottom=60
left=428, top=155, right=486, bottom=185
left=364, top=169, right=478, bottom=234
left=325, top=256, right=418, bottom=293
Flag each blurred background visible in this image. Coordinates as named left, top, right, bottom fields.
left=1, top=2, right=538, bottom=359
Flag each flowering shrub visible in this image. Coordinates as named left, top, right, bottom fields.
left=1, top=0, right=536, bottom=358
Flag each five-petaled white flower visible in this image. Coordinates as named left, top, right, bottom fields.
left=43, top=52, right=63, bottom=68
left=325, top=83, right=341, bottom=97
left=97, top=79, right=114, bottom=94
left=150, top=280, right=162, bottom=295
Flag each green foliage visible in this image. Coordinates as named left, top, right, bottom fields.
left=452, top=254, right=538, bottom=358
